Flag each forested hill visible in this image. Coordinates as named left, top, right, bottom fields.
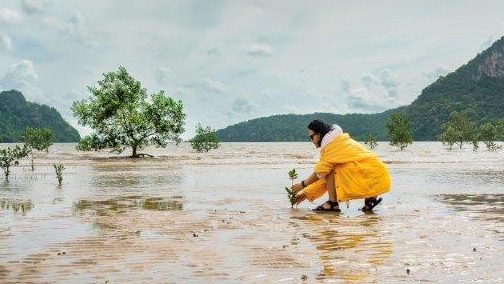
left=217, top=36, right=504, bottom=141
left=403, top=36, right=504, bottom=140
left=0, top=90, right=81, bottom=142
left=215, top=111, right=395, bottom=142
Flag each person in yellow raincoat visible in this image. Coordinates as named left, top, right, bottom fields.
left=291, top=120, right=391, bottom=212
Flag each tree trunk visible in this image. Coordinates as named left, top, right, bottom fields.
left=132, top=146, right=138, bottom=158
left=31, top=154, right=34, bottom=171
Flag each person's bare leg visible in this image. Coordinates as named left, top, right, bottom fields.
left=321, top=170, right=338, bottom=209
left=327, top=170, right=337, bottom=202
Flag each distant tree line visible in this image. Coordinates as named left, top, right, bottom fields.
left=366, top=111, right=504, bottom=151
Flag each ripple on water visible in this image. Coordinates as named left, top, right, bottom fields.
left=438, top=194, right=504, bottom=239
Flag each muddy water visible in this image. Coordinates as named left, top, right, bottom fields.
left=1, top=142, right=504, bottom=283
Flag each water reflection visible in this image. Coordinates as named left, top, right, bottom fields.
left=74, top=196, right=184, bottom=216
left=292, top=213, right=392, bottom=282
left=0, top=198, right=33, bottom=215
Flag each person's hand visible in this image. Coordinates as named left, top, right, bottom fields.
left=291, top=183, right=304, bottom=194
left=295, top=191, right=306, bottom=205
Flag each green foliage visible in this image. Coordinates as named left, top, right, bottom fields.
left=365, top=133, right=378, bottom=149
left=76, top=135, right=97, bottom=152
left=53, top=163, right=65, bottom=186
left=0, top=90, right=80, bottom=142
left=386, top=113, right=413, bottom=150
left=24, top=127, right=53, bottom=151
left=288, top=169, right=298, bottom=180
left=190, top=124, right=220, bottom=153
left=478, top=122, right=502, bottom=151
left=0, top=144, right=29, bottom=180
left=72, top=66, right=186, bottom=157
left=494, top=119, right=504, bottom=141
left=284, top=168, right=298, bottom=208
left=284, top=187, right=296, bottom=208
left=439, top=125, right=458, bottom=150
left=23, top=127, right=53, bottom=170
left=439, top=111, right=475, bottom=149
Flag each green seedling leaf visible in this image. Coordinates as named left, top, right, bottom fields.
left=288, top=168, right=298, bottom=180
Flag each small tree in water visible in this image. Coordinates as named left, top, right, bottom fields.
left=478, top=122, right=502, bottom=151
left=190, top=124, right=220, bottom=153
left=439, top=125, right=458, bottom=150
left=23, top=127, right=53, bottom=170
left=364, top=133, right=378, bottom=150
left=53, top=163, right=65, bottom=186
left=386, top=113, right=413, bottom=151
left=440, top=111, right=475, bottom=149
left=0, top=145, right=29, bottom=180
left=72, top=66, right=186, bottom=158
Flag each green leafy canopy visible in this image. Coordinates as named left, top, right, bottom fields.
left=190, top=123, right=220, bottom=153
left=386, top=113, right=413, bottom=151
left=23, top=127, right=53, bottom=152
left=0, top=144, right=29, bottom=179
left=72, top=66, right=186, bottom=157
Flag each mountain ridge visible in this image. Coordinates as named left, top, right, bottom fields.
left=0, top=90, right=81, bottom=142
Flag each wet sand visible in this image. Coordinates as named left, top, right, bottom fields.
left=1, top=142, right=504, bottom=282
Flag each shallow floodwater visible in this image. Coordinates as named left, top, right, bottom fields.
left=1, top=142, right=504, bottom=283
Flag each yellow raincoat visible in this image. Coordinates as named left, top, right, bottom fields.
left=304, top=133, right=390, bottom=202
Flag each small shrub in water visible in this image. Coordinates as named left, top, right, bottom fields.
left=284, top=168, right=298, bottom=207
left=364, top=133, right=378, bottom=150
left=190, top=123, right=220, bottom=153
left=53, top=163, right=65, bottom=186
left=0, top=145, right=29, bottom=180
left=23, top=127, right=53, bottom=170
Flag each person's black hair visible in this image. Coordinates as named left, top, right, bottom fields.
left=307, top=119, right=334, bottom=148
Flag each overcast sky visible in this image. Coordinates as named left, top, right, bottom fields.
left=1, top=0, right=503, bottom=138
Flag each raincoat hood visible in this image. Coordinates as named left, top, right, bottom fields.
left=320, top=125, right=343, bottom=151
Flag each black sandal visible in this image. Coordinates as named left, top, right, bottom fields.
left=361, top=197, right=383, bottom=212
left=312, top=200, right=341, bottom=212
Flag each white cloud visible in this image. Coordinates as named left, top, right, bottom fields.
left=64, top=11, right=93, bottom=45
left=0, top=8, right=22, bottom=24
left=202, top=78, right=227, bottom=93
left=0, top=60, right=39, bottom=91
left=41, top=11, right=94, bottom=46
left=423, top=66, right=450, bottom=84
left=246, top=43, right=274, bottom=57
left=344, top=69, right=401, bottom=113
left=22, top=0, right=53, bottom=14
left=156, top=67, right=172, bottom=85
left=0, top=34, right=13, bottom=51
left=232, top=98, right=254, bottom=114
